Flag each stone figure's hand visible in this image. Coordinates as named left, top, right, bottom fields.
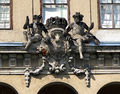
left=25, top=16, right=29, bottom=25
left=89, top=22, right=94, bottom=30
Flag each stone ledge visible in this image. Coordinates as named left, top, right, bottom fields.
left=0, top=42, right=24, bottom=46
left=86, top=42, right=120, bottom=46
left=0, top=69, right=119, bottom=75
left=0, top=42, right=119, bottom=53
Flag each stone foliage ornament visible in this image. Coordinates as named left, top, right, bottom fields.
left=73, top=67, right=90, bottom=87
left=23, top=13, right=100, bottom=87
left=24, top=56, right=46, bottom=87
left=24, top=68, right=31, bottom=87
left=68, top=56, right=90, bottom=87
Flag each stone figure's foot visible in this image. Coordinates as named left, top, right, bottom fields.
left=94, top=39, right=100, bottom=45
left=22, top=47, right=26, bottom=51
left=80, top=54, right=83, bottom=59
left=22, top=47, right=28, bottom=51
left=24, top=47, right=28, bottom=50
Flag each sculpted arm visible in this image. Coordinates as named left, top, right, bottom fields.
left=83, top=23, right=89, bottom=30
left=64, top=23, right=74, bottom=34
left=83, top=22, right=94, bottom=31
left=41, top=23, right=48, bottom=34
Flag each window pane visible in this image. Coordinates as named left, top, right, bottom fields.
left=42, top=0, right=54, bottom=3
left=5, top=22, right=10, bottom=28
left=113, top=0, right=120, bottom=3
left=100, top=5, right=112, bottom=28
left=0, top=0, right=10, bottom=3
left=0, top=6, right=10, bottom=28
left=56, top=0, right=67, bottom=3
left=100, top=0, right=112, bottom=3
left=0, top=6, right=10, bottom=21
left=0, top=22, right=4, bottom=28
left=42, top=5, right=67, bottom=23
left=114, top=5, right=120, bottom=28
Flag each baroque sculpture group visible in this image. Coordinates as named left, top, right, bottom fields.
left=23, top=12, right=100, bottom=87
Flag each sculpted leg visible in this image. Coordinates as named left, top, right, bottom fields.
left=77, top=39, right=83, bottom=59
left=25, top=39, right=32, bottom=50
left=79, top=45, right=83, bottom=59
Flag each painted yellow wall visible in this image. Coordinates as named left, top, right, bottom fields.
left=0, top=0, right=100, bottom=42
left=0, top=1, right=119, bottom=94
left=70, top=0, right=91, bottom=26
left=0, top=0, right=32, bottom=42
left=0, top=74, right=120, bottom=94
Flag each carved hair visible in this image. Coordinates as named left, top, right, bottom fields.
left=73, top=12, right=84, bottom=18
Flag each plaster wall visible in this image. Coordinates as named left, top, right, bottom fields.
left=0, top=74, right=120, bottom=94
left=0, top=0, right=119, bottom=42
left=0, top=0, right=92, bottom=42
left=0, top=0, right=33, bottom=42
left=0, top=1, right=119, bottom=94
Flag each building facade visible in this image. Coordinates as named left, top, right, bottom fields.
left=0, top=0, right=120, bottom=94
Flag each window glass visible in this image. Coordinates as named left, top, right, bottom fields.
left=99, top=0, right=120, bottom=28
left=114, top=5, right=120, bottom=28
left=43, top=0, right=54, bottom=3
left=113, top=0, right=120, bottom=3
left=0, top=0, right=10, bottom=3
left=56, top=0, right=67, bottom=3
left=0, top=6, right=10, bottom=28
left=100, top=5, right=112, bottom=28
left=100, top=0, right=112, bottom=3
left=43, top=5, right=67, bottom=23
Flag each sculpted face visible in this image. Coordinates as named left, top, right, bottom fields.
left=74, top=16, right=83, bottom=23
left=33, top=18, right=40, bottom=24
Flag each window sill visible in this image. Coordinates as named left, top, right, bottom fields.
left=0, top=28, right=12, bottom=30
left=99, top=28, right=120, bottom=30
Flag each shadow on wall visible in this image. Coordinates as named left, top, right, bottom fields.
left=97, top=82, right=120, bottom=94
left=0, top=82, right=18, bottom=94
left=37, top=82, right=78, bottom=94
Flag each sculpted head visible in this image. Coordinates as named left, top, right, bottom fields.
left=73, top=12, right=84, bottom=23
left=33, top=15, right=42, bottom=23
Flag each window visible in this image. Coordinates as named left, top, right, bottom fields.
left=41, top=0, right=70, bottom=23
left=0, top=0, right=12, bottom=29
left=99, top=0, right=120, bottom=28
